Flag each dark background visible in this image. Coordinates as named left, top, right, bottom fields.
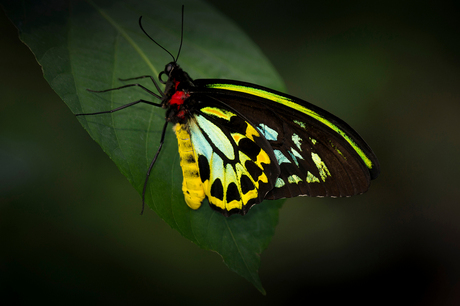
left=1, top=0, right=460, bottom=304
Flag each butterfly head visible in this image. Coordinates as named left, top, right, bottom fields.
left=159, top=62, right=179, bottom=84
left=164, top=62, right=176, bottom=75
left=160, top=61, right=194, bottom=91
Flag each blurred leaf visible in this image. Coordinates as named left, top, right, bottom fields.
left=1, top=0, right=284, bottom=293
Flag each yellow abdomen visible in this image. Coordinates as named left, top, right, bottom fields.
left=174, top=123, right=205, bottom=209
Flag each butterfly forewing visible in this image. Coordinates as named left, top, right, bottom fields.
left=191, top=79, right=379, bottom=201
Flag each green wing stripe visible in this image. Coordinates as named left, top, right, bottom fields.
left=204, top=83, right=374, bottom=170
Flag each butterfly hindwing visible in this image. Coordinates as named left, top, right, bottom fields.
left=179, top=101, right=280, bottom=216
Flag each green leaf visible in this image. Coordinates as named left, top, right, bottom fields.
left=1, top=0, right=285, bottom=293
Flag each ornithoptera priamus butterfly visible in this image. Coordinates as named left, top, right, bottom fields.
left=76, top=7, right=380, bottom=217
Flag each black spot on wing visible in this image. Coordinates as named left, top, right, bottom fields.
left=226, top=182, right=241, bottom=202
left=238, top=138, right=261, bottom=161
left=245, top=160, right=262, bottom=182
left=210, top=178, right=224, bottom=200
left=240, top=174, right=254, bottom=194
left=198, top=155, right=210, bottom=182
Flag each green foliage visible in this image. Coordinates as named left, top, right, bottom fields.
left=2, top=0, right=285, bottom=293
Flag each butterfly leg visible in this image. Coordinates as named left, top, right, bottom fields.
left=75, top=99, right=162, bottom=116
left=118, top=75, right=165, bottom=98
left=78, top=75, right=165, bottom=115
left=87, top=82, right=162, bottom=100
left=141, top=120, right=169, bottom=214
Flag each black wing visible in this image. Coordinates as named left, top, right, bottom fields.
left=191, top=79, right=380, bottom=200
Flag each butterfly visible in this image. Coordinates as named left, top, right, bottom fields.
left=76, top=8, right=380, bottom=217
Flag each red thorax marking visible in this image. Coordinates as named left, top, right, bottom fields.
left=170, top=91, right=190, bottom=107
left=170, top=88, right=190, bottom=120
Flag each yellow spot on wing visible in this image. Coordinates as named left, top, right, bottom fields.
left=231, top=133, right=244, bottom=145
left=306, top=171, right=320, bottom=183
left=245, top=123, right=260, bottom=141
left=201, top=106, right=236, bottom=121
left=288, top=175, right=303, bottom=184
left=311, top=152, right=331, bottom=182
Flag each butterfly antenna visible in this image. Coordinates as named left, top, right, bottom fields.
left=139, top=16, right=176, bottom=62
left=175, top=5, right=185, bottom=63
